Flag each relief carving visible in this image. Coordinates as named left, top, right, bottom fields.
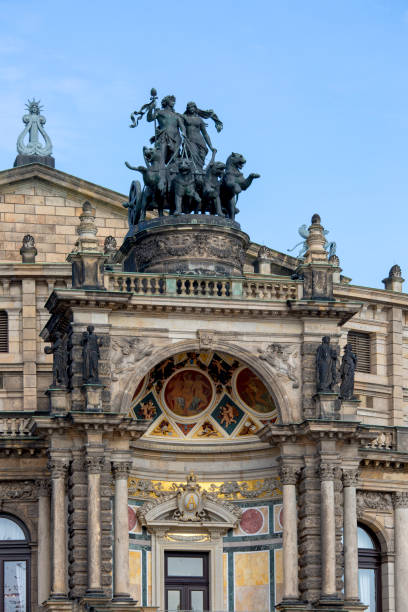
left=111, top=337, right=153, bottom=381
left=357, top=490, right=393, bottom=514
left=0, top=480, right=37, bottom=500
left=258, top=343, right=300, bottom=388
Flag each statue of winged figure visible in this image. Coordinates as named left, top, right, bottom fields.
left=288, top=224, right=336, bottom=259
left=259, top=343, right=299, bottom=388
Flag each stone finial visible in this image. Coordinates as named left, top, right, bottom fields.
left=67, top=201, right=106, bottom=290
left=14, top=99, right=55, bottom=168
left=300, top=214, right=335, bottom=301
left=382, top=264, right=404, bottom=293
left=329, top=253, right=342, bottom=284
left=304, top=213, right=328, bottom=264
left=20, top=234, right=37, bottom=263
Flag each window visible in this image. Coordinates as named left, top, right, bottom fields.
left=358, top=524, right=381, bottom=612
left=0, top=515, right=30, bottom=612
left=0, top=312, right=8, bottom=353
left=165, top=552, right=209, bottom=611
left=348, top=331, right=371, bottom=373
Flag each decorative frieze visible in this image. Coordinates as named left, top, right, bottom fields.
left=356, top=490, right=393, bottom=513
left=0, top=480, right=37, bottom=500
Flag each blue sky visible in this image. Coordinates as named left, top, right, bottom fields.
left=1, top=0, right=408, bottom=288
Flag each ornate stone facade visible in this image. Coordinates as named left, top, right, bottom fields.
left=0, top=132, right=408, bottom=612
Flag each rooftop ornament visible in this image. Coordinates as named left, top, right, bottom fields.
left=14, top=98, right=55, bottom=168
left=123, top=88, right=260, bottom=228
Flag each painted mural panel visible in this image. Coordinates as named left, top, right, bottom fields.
left=129, top=550, right=142, bottom=603
left=129, top=351, right=279, bottom=441
left=234, top=550, right=270, bottom=611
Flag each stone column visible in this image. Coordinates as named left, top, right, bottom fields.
left=48, top=458, right=69, bottom=599
left=112, top=461, right=132, bottom=600
left=343, top=469, right=359, bottom=602
left=37, top=479, right=51, bottom=605
left=394, top=492, right=408, bottom=612
left=85, top=455, right=105, bottom=595
left=319, top=463, right=337, bottom=599
left=279, top=465, right=300, bottom=602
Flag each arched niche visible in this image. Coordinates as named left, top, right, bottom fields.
left=122, top=345, right=287, bottom=443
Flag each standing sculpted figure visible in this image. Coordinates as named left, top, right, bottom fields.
left=147, top=95, right=185, bottom=165
left=182, top=101, right=221, bottom=169
left=82, top=325, right=102, bottom=384
left=45, top=332, right=68, bottom=388
left=316, top=336, right=337, bottom=392
left=339, top=343, right=357, bottom=400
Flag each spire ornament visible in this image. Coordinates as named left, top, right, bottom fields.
left=14, top=99, right=55, bottom=168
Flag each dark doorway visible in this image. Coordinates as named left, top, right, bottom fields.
left=165, top=551, right=209, bottom=611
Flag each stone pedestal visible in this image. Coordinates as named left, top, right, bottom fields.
left=46, top=388, right=70, bottom=415
left=340, top=399, right=360, bottom=422
left=83, top=384, right=103, bottom=412
left=313, top=393, right=340, bottom=419
left=118, top=215, right=249, bottom=276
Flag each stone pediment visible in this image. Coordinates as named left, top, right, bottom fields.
left=0, top=163, right=127, bottom=213
left=137, top=473, right=241, bottom=536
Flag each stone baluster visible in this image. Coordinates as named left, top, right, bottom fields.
left=112, top=461, right=132, bottom=600
left=279, top=465, right=300, bottom=602
left=319, top=463, right=337, bottom=599
left=343, top=469, right=360, bottom=602
left=394, top=492, right=408, bottom=612
left=48, top=457, right=69, bottom=599
left=85, top=454, right=105, bottom=594
left=37, top=479, right=51, bottom=604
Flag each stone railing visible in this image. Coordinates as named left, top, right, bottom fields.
left=363, top=428, right=396, bottom=451
left=107, top=272, right=302, bottom=301
left=0, top=415, right=33, bottom=437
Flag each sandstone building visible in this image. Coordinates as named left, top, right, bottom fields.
left=0, top=102, right=407, bottom=612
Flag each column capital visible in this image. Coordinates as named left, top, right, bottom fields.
left=279, top=465, right=300, bottom=485
left=393, top=491, right=408, bottom=508
left=85, top=455, right=105, bottom=474
left=47, top=458, right=69, bottom=479
left=112, top=461, right=132, bottom=479
left=36, top=478, right=51, bottom=497
left=319, top=462, right=336, bottom=481
left=343, top=469, right=359, bottom=487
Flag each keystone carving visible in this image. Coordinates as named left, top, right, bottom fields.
left=258, top=343, right=299, bottom=388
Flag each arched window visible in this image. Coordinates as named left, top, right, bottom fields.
left=0, top=311, right=8, bottom=353
left=358, top=524, right=382, bottom=612
left=0, top=515, right=30, bottom=612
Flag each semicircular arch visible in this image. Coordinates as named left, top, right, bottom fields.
left=119, top=339, right=292, bottom=424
